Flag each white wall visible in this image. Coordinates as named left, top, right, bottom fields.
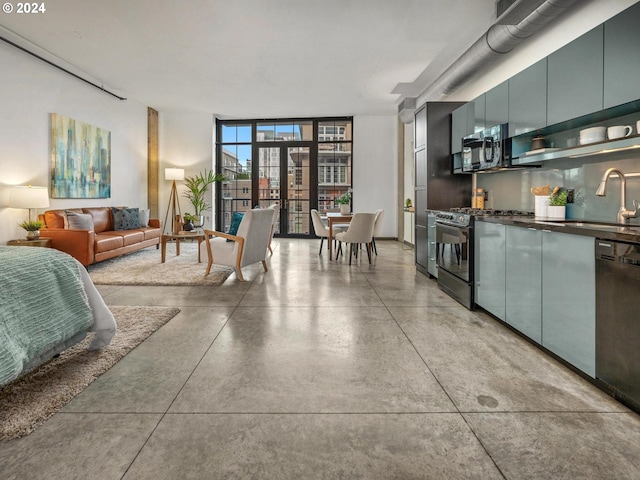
left=158, top=112, right=215, bottom=229
left=353, top=115, right=398, bottom=238
left=0, top=42, right=148, bottom=244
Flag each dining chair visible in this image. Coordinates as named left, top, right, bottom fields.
left=334, top=212, right=376, bottom=265
left=310, top=209, right=344, bottom=255
left=371, top=209, right=385, bottom=255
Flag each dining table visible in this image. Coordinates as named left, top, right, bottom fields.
left=324, top=212, right=353, bottom=260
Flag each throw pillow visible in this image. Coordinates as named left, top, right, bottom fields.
left=65, top=210, right=94, bottom=230
left=227, top=212, right=244, bottom=242
left=112, top=207, right=141, bottom=230
left=139, top=208, right=150, bottom=228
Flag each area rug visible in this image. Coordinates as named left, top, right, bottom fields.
left=88, top=242, right=234, bottom=286
left=0, top=305, right=180, bottom=441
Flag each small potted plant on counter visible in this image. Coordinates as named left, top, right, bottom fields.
left=548, top=187, right=568, bottom=219
left=19, top=220, right=44, bottom=240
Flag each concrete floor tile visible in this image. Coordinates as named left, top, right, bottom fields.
left=123, top=413, right=503, bottom=480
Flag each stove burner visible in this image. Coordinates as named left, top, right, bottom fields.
left=449, top=207, right=533, bottom=217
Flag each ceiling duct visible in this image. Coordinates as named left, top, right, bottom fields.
left=398, top=97, right=417, bottom=124
left=419, top=0, right=580, bottom=101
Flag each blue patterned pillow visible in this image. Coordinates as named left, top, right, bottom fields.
left=112, top=207, right=140, bottom=230
left=227, top=212, right=244, bottom=241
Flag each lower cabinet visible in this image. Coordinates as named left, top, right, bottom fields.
left=505, top=226, right=542, bottom=343
left=475, top=223, right=596, bottom=378
left=474, top=221, right=506, bottom=320
left=541, top=230, right=596, bottom=378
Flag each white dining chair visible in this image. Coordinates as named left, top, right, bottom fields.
left=334, top=212, right=376, bottom=264
left=310, top=209, right=344, bottom=255
left=371, top=209, right=384, bottom=255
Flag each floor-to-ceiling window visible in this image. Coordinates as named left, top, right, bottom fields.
left=216, top=117, right=352, bottom=238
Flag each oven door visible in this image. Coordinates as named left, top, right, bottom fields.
left=435, top=222, right=471, bottom=283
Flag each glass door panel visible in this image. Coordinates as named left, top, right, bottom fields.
left=287, top=146, right=310, bottom=235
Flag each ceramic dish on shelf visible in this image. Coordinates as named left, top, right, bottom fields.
left=524, top=148, right=561, bottom=156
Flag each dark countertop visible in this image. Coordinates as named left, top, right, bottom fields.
left=476, top=216, right=640, bottom=244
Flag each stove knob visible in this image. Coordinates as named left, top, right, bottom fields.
left=458, top=216, right=465, bottom=223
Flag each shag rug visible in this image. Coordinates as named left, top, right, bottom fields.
left=0, top=305, right=180, bottom=441
left=88, top=242, right=234, bottom=286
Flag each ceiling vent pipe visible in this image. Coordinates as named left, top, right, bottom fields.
left=420, top=0, right=580, bottom=100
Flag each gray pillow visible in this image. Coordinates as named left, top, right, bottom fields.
left=112, top=207, right=140, bottom=230
left=139, top=208, right=150, bottom=228
left=65, top=210, right=94, bottom=230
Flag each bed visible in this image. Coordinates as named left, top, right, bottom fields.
left=0, top=246, right=116, bottom=387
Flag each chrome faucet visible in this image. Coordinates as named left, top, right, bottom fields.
left=595, top=168, right=639, bottom=224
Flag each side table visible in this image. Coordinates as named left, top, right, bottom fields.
left=6, top=237, right=53, bottom=248
left=161, top=231, right=205, bottom=263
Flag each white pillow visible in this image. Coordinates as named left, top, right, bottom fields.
left=65, top=210, right=94, bottom=230
left=139, top=208, right=150, bottom=227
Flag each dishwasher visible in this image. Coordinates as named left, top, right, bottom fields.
left=595, top=239, right=640, bottom=411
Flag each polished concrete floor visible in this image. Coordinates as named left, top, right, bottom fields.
left=2, top=239, right=640, bottom=479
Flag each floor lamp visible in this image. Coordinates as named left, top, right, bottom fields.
left=163, top=168, right=184, bottom=234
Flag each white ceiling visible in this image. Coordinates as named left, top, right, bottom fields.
left=0, top=0, right=497, bottom=118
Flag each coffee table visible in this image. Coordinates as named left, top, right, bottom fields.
left=161, top=231, right=205, bottom=263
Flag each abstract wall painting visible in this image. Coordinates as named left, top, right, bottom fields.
left=50, top=113, right=111, bottom=198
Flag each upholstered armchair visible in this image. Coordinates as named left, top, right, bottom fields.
left=200, top=208, right=274, bottom=281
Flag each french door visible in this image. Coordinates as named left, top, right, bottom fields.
left=256, top=145, right=313, bottom=237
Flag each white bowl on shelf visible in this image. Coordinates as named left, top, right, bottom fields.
left=579, top=126, right=606, bottom=145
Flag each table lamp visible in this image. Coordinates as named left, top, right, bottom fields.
left=9, top=185, right=50, bottom=222
left=163, top=168, right=184, bottom=234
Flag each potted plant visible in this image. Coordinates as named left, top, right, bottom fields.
left=548, top=187, right=568, bottom=219
left=183, top=213, right=197, bottom=231
left=183, top=169, right=225, bottom=227
left=19, top=220, right=44, bottom=240
left=405, top=198, right=413, bottom=211
left=335, top=191, right=351, bottom=215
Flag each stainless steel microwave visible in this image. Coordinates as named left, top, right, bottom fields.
left=462, top=124, right=511, bottom=172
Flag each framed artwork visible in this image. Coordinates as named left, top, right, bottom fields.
left=50, top=113, right=111, bottom=198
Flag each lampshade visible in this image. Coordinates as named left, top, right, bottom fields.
left=165, top=168, right=185, bottom=181
left=9, top=185, right=50, bottom=209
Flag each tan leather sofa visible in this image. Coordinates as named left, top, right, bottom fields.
left=40, top=207, right=161, bottom=266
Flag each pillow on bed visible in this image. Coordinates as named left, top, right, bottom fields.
left=65, top=210, right=94, bottom=230
left=111, top=207, right=140, bottom=230
left=138, top=208, right=150, bottom=228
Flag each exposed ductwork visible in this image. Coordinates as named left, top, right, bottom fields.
left=418, top=0, right=580, bottom=101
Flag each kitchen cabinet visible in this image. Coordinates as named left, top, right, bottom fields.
left=451, top=103, right=472, bottom=154
left=604, top=1, right=640, bottom=109
left=474, top=221, right=506, bottom=320
left=414, top=102, right=469, bottom=275
left=508, top=58, right=547, bottom=137
left=547, top=25, right=604, bottom=126
left=485, top=81, right=509, bottom=127
left=427, top=212, right=437, bottom=278
left=505, top=226, right=542, bottom=343
left=472, top=94, right=485, bottom=132
left=541, top=231, right=595, bottom=377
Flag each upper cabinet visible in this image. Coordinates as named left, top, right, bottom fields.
left=485, top=81, right=509, bottom=127
left=547, top=25, right=604, bottom=126
left=604, top=1, right=640, bottom=109
left=508, top=58, right=547, bottom=137
left=451, top=103, right=473, bottom=154
left=471, top=94, right=485, bottom=132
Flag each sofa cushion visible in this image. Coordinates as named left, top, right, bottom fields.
left=65, top=210, right=94, bottom=230
left=139, top=208, right=150, bottom=227
left=112, top=207, right=140, bottom=230
left=94, top=233, right=124, bottom=253
left=83, top=207, right=113, bottom=233
left=116, top=230, right=145, bottom=246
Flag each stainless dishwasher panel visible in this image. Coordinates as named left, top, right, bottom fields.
left=595, top=239, right=640, bottom=410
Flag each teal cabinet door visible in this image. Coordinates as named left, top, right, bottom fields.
left=474, top=222, right=506, bottom=320
left=451, top=103, right=470, bottom=154
left=485, top=81, right=509, bottom=127
left=505, top=226, right=542, bottom=343
left=472, top=94, right=485, bottom=132
left=604, top=1, right=640, bottom=109
left=508, top=58, right=547, bottom=137
left=541, top=231, right=596, bottom=377
left=547, top=25, right=604, bottom=126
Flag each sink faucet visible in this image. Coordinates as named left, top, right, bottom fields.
left=595, top=168, right=639, bottom=224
